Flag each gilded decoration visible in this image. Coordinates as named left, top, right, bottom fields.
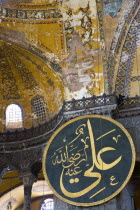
left=0, top=0, right=107, bottom=99
left=96, top=0, right=109, bottom=94
left=0, top=40, right=64, bottom=131
left=0, top=7, right=62, bottom=20
left=0, top=1, right=140, bottom=209
left=43, top=115, right=136, bottom=206
left=0, top=54, right=20, bottom=100
left=0, top=0, right=33, bottom=6
left=4, top=45, right=38, bottom=90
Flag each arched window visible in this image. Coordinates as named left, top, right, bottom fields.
left=31, top=96, right=49, bottom=126
left=6, top=104, right=23, bottom=131
left=40, top=198, right=54, bottom=210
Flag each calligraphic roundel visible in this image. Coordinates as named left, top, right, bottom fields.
left=43, top=115, right=136, bottom=206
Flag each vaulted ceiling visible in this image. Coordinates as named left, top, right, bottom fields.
left=0, top=0, right=140, bottom=209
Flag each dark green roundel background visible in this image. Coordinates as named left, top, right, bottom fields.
left=43, top=115, right=135, bottom=206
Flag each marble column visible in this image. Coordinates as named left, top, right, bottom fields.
left=22, top=174, right=37, bottom=210
left=24, top=184, right=32, bottom=210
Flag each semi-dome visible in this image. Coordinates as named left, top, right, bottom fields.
left=0, top=40, right=64, bottom=132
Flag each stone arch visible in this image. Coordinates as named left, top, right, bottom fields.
left=107, top=0, right=139, bottom=92
left=115, top=8, right=140, bottom=95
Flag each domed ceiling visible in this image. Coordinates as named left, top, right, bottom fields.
left=0, top=0, right=140, bottom=209
left=0, top=0, right=139, bottom=100
left=0, top=40, right=64, bottom=131
left=0, top=0, right=106, bottom=100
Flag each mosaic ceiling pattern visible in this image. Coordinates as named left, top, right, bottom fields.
left=0, top=0, right=140, bottom=207
left=0, top=0, right=106, bottom=100
left=0, top=40, right=64, bottom=130
left=115, top=8, right=140, bottom=96
left=0, top=0, right=139, bottom=99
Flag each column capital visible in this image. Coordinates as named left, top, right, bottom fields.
left=20, top=173, right=37, bottom=187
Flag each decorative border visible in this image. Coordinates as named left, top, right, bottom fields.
left=96, top=0, right=109, bottom=94
left=1, top=18, right=61, bottom=24
left=16, top=3, right=59, bottom=8
left=115, top=8, right=140, bottom=95
left=107, top=0, right=139, bottom=89
left=16, top=43, right=62, bottom=73
left=130, top=76, right=140, bottom=82
left=0, top=7, right=62, bottom=20
left=42, top=115, right=136, bottom=207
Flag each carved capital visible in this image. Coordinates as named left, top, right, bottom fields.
left=20, top=173, right=37, bottom=187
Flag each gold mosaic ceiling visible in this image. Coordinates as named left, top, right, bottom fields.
left=0, top=40, right=64, bottom=129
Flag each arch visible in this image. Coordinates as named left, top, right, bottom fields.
left=31, top=96, right=50, bottom=126
left=115, top=9, right=140, bottom=96
left=5, top=104, right=23, bottom=131
left=107, top=0, right=139, bottom=91
left=40, top=198, right=54, bottom=210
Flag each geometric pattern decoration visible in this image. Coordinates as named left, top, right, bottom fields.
left=130, top=76, right=140, bottom=82
left=31, top=96, right=49, bottom=126
left=107, top=0, right=139, bottom=90
left=0, top=7, right=62, bottom=20
left=115, top=8, right=140, bottom=95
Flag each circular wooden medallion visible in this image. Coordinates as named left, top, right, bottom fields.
left=43, top=115, right=136, bottom=206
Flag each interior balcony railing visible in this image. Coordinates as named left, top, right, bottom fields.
left=116, top=95, right=140, bottom=109
left=0, top=93, right=140, bottom=152
left=0, top=109, right=63, bottom=143
left=62, top=93, right=116, bottom=112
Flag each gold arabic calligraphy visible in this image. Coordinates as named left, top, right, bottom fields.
left=51, top=120, right=122, bottom=199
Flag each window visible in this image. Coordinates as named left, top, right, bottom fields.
left=40, top=198, right=54, bottom=210
left=31, top=96, right=49, bottom=126
left=6, top=104, right=23, bottom=131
